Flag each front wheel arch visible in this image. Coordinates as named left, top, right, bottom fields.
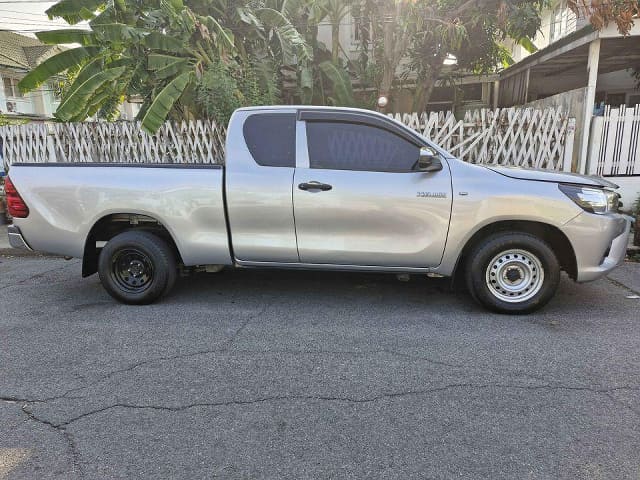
left=452, top=220, right=577, bottom=288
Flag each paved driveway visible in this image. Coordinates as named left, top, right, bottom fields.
left=1, top=256, right=639, bottom=479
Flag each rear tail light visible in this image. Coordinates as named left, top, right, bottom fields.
left=4, top=176, right=29, bottom=218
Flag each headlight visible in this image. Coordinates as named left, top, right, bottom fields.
left=558, top=184, right=618, bottom=214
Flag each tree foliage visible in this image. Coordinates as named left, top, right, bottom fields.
left=20, top=0, right=308, bottom=131
left=20, top=0, right=639, bottom=125
left=350, top=0, right=547, bottom=111
left=569, top=0, right=639, bottom=35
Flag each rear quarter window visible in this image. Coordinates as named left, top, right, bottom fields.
left=243, top=113, right=296, bottom=168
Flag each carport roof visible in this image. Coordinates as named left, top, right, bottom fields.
left=500, top=25, right=640, bottom=79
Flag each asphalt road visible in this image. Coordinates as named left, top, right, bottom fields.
left=1, top=256, right=640, bottom=480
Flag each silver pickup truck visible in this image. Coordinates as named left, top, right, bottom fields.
left=4, top=106, right=631, bottom=313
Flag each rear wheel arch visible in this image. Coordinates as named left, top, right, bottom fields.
left=453, top=220, right=577, bottom=284
left=82, top=213, right=183, bottom=277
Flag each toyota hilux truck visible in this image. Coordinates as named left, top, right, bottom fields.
left=4, top=106, right=631, bottom=313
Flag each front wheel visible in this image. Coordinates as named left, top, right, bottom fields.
left=98, top=230, right=177, bottom=305
left=465, top=232, right=560, bottom=314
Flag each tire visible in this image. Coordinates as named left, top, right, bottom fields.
left=465, top=232, right=560, bottom=314
left=98, top=230, right=177, bottom=305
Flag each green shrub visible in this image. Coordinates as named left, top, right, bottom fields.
left=195, top=60, right=280, bottom=127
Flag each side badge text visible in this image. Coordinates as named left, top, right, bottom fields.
left=416, top=192, right=447, bottom=198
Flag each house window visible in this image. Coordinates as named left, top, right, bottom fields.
left=628, top=94, right=640, bottom=107
left=3, top=77, right=23, bottom=98
left=351, top=16, right=370, bottom=45
left=550, top=0, right=577, bottom=42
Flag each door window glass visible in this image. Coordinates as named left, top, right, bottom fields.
left=306, top=121, right=420, bottom=172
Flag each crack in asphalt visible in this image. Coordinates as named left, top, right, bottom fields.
left=0, top=343, right=602, bottom=416
left=3, top=260, right=640, bottom=476
left=55, top=300, right=274, bottom=400
left=45, top=345, right=537, bottom=404
left=0, top=399, right=85, bottom=479
left=14, top=382, right=640, bottom=429
left=606, top=275, right=640, bottom=297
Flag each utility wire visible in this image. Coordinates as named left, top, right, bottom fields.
left=0, top=13, right=61, bottom=21
left=0, top=18, right=70, bottom=25
left=0, top=8, right=55, bottom=16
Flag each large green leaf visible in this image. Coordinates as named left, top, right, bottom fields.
left=148, top=54, right=185, bottom=69
left=46, top=0, right=102, bottom=24
left=92, top=23, right=145, bottom=42
left=256, top=8, right=312, bottom=62
left=141, top=72, right=192, bottom=134
left=89, top=4, right=115, bottom=26
left=148, top=54, right=190, bottom=79
left=299, top=64, right=313, bottom=104
left=36, top=29, right=96, bottom=46
left=204, top=16, right=236, bottom=52
left=143, top=32, right=185, bottom=53
left=518, top=37, right=538, bottom=54
left=319, top=61, right=353, bottom=106
left=64, top=57, right=103, bottom=98
left=56, top=66, right=126, bottom=121
left=80, top=87, right=110, bottom=119
left=18, top=47, right=99, bottom=93
left=236, top=7, right=262, bottom=28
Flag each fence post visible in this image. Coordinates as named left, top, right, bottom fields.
left=563, top=118, right=576, bottom=172
left=585, top=116, right=603, bottom=175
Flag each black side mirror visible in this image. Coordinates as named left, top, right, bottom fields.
left=416, top=147, right=443, bottom=172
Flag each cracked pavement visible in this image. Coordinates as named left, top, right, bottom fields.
left=1, top=257, right=640, bottom=479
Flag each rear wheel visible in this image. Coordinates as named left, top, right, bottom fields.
left=98, top=231, right=177, bottom=305
left=465, top=232, right=560, bottom=314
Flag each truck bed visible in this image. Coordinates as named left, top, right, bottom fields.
left=8, top=164, right=232, bottom=266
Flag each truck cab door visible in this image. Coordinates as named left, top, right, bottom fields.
left=225, top=109, right=300, bottom=263
left=293, top=111, right=452, bottom=268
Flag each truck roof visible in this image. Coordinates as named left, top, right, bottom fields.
left=235, top=105, right=403, bottom=118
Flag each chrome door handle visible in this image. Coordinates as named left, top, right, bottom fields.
left=298, top=181, right=332, bottom=191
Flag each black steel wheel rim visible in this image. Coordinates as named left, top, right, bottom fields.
left=111, top=248, right=154, bottom=293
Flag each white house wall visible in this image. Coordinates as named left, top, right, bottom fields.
left=0, top=70, right=58, bottom=118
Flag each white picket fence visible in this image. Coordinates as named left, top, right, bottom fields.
left=0, top=120, right=226, bottom=165
left=1, top=107, right=573, bottom=171
left=389, top=107, right=574, bottom=171
left=588, top=105, right=640, bottom=176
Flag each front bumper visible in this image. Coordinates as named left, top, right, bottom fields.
left=7, top=225, right=32, bottom=251
left=562, top=212, right=631, bottom=282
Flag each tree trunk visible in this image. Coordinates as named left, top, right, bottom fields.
left=378, top=2, right=396, bottom=112
left=412, top=62, right=444, bottom=111
left=331, top=23, right=340, bottom=64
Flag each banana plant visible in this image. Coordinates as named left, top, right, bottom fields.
left=319, top=60, right=355, bottom=106
left=19, top=0, right=311, bottom=133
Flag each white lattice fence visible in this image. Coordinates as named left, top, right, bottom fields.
left=1, top=108, right=573, bottom=171
left=0, top=120, right=226, bottom=165
left=389, top=107, right=575, bottom=171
